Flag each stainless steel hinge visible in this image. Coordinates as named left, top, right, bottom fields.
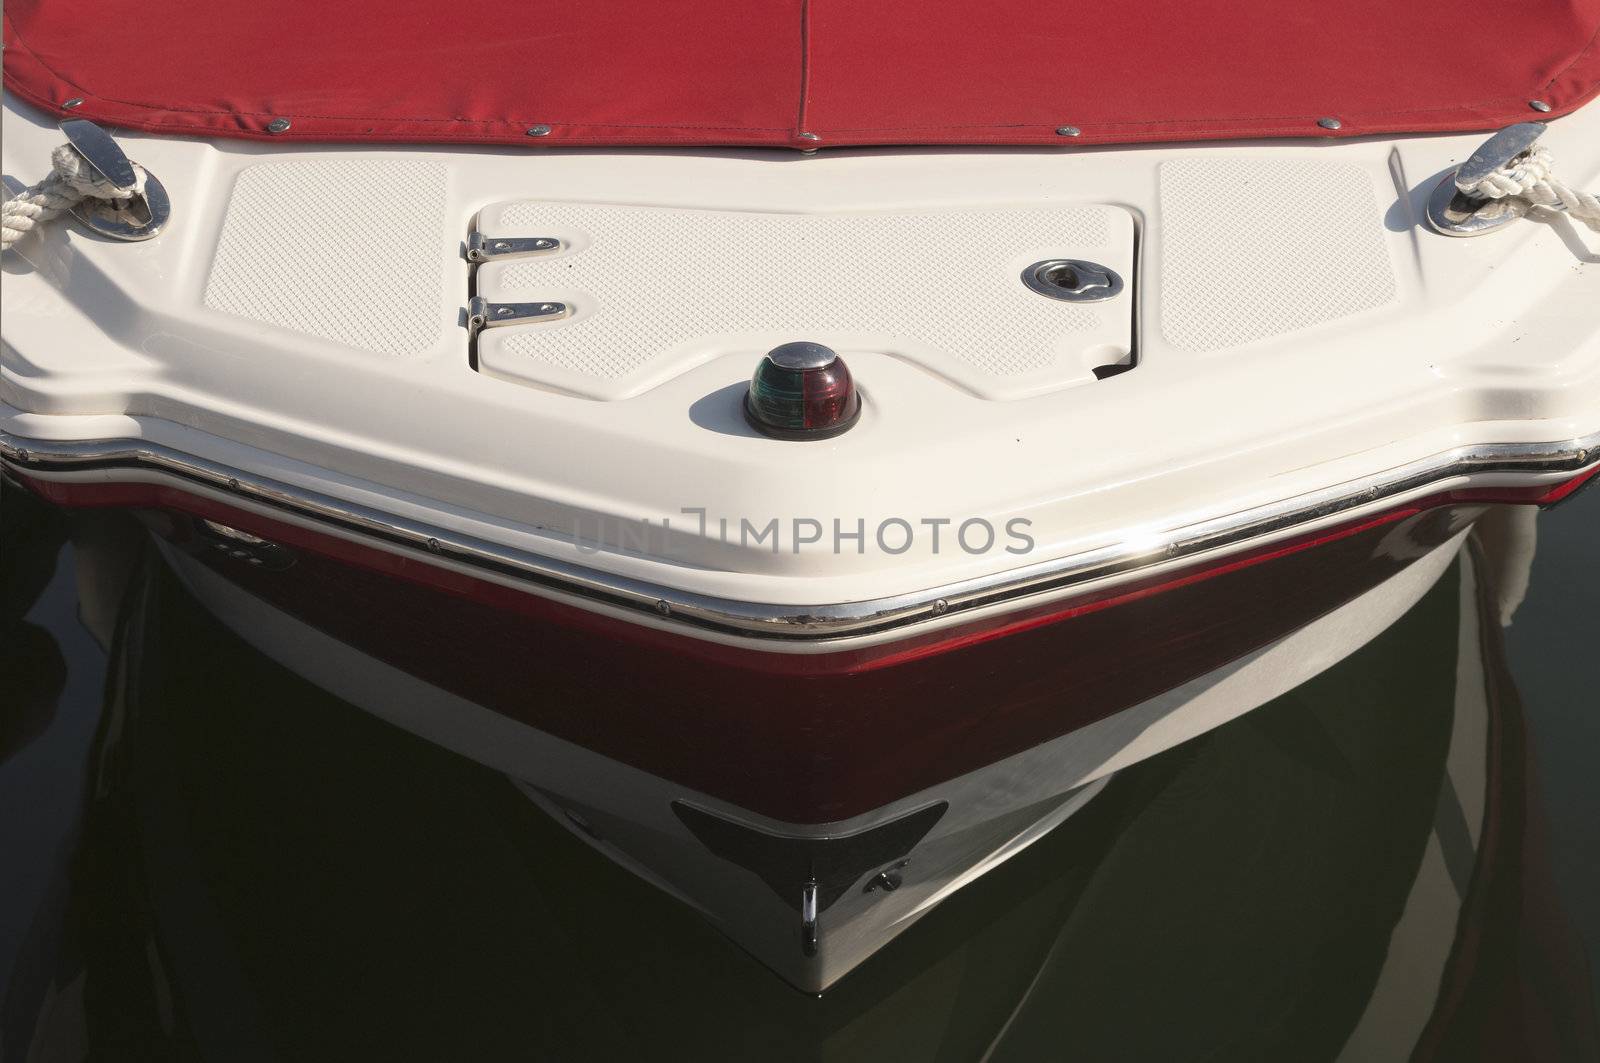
left=466, top=233, right=561, bottom=262
left=467, top=296, right=569, bottom=337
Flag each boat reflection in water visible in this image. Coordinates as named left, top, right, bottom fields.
left=94, top=494, right=1497, bottom=994
left=2, top=484, right=1595, bottom=1061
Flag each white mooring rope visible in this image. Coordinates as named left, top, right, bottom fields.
left=1455, top=144, right=1600, bottom=230
left=1, top=142, right=144, bottom=251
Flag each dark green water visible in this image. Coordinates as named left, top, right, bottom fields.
left=2, top=481, right=1597, bottom=1061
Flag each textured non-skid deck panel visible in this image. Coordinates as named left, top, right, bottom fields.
left=204, top=159, right=449, bottom=356
left=1157, top=158, right=1398, bottom=352
left=474, top=202, right=1135, bottom=401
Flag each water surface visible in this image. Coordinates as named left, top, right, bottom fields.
left=2, top=483, right=1596, bottom=1060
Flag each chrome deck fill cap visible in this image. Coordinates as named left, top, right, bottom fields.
left=1022, top=259, right=1124, bottom=302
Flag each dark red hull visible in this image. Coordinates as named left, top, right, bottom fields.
left=13, top=474, right=1494, bottom=824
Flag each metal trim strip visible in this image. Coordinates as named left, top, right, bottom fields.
left=2, top=429, right=1595, bottom=643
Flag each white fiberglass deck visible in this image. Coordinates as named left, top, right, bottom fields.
left=3, top=96, right=1598, bottom=626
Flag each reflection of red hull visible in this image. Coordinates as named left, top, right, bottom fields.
left=16, top=474, right=1487, bottom=825
left=1413, top=540, right=1600, bottom=1063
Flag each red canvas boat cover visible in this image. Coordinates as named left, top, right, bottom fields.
left=6, top=0, right=1600, bottom=149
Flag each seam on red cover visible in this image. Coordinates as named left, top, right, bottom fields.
left=1541, top=16, right=1600, bottom=90
left=0, top=79, right=788, bottom=144
left=813, top=98, right=1537, bottom=133
left=3, top=15, right=91, bottom=94
left=0, top=81, right=787, bottom=132
left=0, top=69, right=1557, bottom=145
left=2, top=16, right=789, bottom=132
left=3, top=77, right=78, bottom=122
left=1, top=81, right=789, bottom=131
left=0, top=101, right=784, bottom=142
left=796, top=0, right=813, bottom=136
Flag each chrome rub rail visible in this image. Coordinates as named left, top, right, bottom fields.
left=1, top=430, right=1595, bottom=643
